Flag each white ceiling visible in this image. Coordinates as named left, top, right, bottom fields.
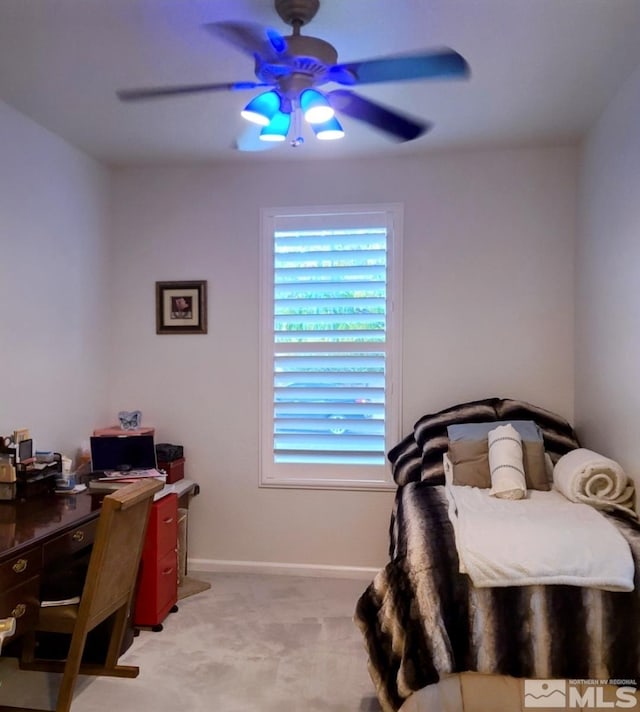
left=1, top=0, right=639, bottom=165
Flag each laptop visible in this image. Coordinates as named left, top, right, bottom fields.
left=90, top=434, right=157, bottom=474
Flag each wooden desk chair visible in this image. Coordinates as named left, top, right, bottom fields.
left=1, top=478, right=163, bottom=712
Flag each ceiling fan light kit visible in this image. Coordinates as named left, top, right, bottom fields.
left=259, top=110, right=292, bottom=142
left=299, top=88, right=335, bottom=124
left=117, top=0, right=470, bottom=151
left=241, top=90, right=281, bottom=126
left=312, top=116, right=345, bottom=141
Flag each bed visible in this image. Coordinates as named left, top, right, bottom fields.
left=355, top=398, right=640, bottom=712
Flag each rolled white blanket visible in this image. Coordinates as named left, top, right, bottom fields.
left=488, top=423, right=526, bottom=500
left=553, top=447, right=637, bottom=519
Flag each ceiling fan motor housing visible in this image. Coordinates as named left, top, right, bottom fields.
left=256, top=34, right=338, bottom=96
left=275, top=0, right=320, bottom=27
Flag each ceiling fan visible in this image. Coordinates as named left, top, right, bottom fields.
left=117, top=0, right=470, bottom=149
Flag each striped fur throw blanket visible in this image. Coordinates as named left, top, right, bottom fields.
left=355, top=482, right=640, bottom=712
left=388, top=397, right=580, bottom=487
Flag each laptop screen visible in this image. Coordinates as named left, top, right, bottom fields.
left=90, top=434, right=157, bottom=472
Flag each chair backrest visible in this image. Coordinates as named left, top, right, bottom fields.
left=77, top=479, right=163, bottom=632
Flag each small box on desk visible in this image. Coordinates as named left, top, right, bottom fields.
left=93, top=426, right=155, bottom=437
left=157, top=458, right=185, bottom=484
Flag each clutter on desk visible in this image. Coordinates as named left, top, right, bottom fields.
left=54, top=483, right=87, bottom=495
left=0, top=421, right=185, bottom=500
left=87, top=468, right=166, bottom=493
left=1, top=432, right=21, bottom=500
left=35, top=450, right=56, bottom=463
left=55, top=469, right=87, bottom=493
left=0, top=429, right=63, bottom=500
left=156, top=443, right=185, bottom=483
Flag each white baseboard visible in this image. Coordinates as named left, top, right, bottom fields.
left=187, top=558, right=379, bottom=581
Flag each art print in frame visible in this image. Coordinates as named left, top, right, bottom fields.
left=156, top=280, right=207, bottom=334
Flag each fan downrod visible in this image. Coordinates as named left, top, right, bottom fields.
left=275, top=0, right=320, bottom=29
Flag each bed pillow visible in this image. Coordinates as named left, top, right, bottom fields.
left=448, top=439, right=548, bottom=490
left=521, top=440, right=549, bottom=490
left=488, top=423, right=526, bottom=499
left=448, top=439, right=491, bottom=487
left=447, top=420, right=550, bottom=490
left=448, top=420, right=543, bottom=443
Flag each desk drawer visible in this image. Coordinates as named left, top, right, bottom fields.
left=0, top=575, right=40, bottom=638
left=0, top=547, right=41, bottom=590
left=154, top=548, right=178, bottom=619
left=144, top=494, right=178, bottom=559
left=133, top=548, right=177, bottom=627
left=43, top=518, right=98, bottom=567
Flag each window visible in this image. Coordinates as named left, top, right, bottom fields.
left=260, top=204, right=402, bottom=489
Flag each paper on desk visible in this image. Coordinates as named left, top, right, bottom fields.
left=99, top=468, right=165, bottom=481
left=55, top=484, right=87, bottom=494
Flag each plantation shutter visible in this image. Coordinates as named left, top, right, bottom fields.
left=260, top=205, right=402, bottom=489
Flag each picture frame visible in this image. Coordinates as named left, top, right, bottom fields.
left=156, top=280, right=207, bottom=334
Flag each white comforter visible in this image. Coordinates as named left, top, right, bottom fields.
left=446, top=485, right=635, bottom=592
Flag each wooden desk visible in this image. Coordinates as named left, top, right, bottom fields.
left=0, top=492, right=100, bottom=648
left=0, top=480, right=199, bottom=650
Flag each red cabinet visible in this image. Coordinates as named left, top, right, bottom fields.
left=133, top=493, right=178, bottom=628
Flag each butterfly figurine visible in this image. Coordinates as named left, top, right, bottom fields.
left=118, top=410, right=142, bottom=431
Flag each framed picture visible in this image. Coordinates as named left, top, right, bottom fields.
left=156, top=280, right=207, bottom=334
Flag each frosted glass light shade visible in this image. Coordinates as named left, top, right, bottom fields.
left=313, top=116, right=345, bottom=140
left=299, top=89, right=335, bottom=124
left=241, top=91, right=281, bottom=126
left=259, top=111, right=291, bottom=141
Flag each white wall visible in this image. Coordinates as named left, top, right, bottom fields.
left=109, top=145, right=577, bottom=569
left=0, top=100, right=111, bottom=458
left=576, top=63, right=640, bottom=488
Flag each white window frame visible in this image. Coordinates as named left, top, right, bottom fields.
left=259, top=203, right=403, bottom=490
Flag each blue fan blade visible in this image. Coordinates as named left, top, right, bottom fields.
left=205, top=21, right=289, bottom=63
left=266, top=29, right=288, bottom=54
left=327, top=89, right=430, bottom=142
left=117, top=81, right=269, bottom=101
left=328, top=49, right=469, bottom=86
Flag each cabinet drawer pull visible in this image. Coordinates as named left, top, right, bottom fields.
left=163, top=517, right=174, bottom=524
left=12, top=559, right=28, bottom=574
left=11, top=603, right=27, bottom=619
left=71, top=530, right=85, bottom=542
left=162, top=567, right=175, bottom=576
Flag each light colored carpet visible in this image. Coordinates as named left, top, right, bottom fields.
left=0, top=572, right=381, bottom=712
